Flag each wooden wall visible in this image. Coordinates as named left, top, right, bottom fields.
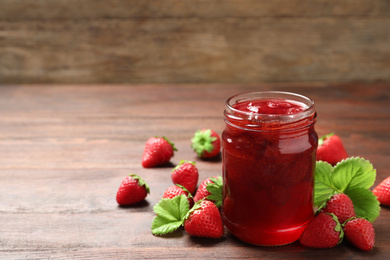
left=1, top=0, right=390, bottom=84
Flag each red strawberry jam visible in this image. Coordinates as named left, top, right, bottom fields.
left=222, top=91, right=318, bottom=246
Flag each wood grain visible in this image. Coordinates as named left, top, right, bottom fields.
left=1, top=1, right=390, bottom=84
left=0, top=84, right=389, bottom=259
left=1, top=0, right=390, bottom=19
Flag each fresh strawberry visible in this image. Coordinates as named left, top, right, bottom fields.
left=142, top=136, right=177, bottom=168
left=163, top=185, right=194, bottom=208
left=171, top=160, right=199, bottom=194
left=116, top=174, right=150, bottom=206
left=191, top=129, right=221, bottom=158
left=193, top=176, right=223, bottom=207
left=373, top=176, right=390, bottom=206
left=320, top=193, right=356, bottom=224
left=316, top=133, right=348, bottom=166
left=184, top=200, right=224, bottom=238
left=299, top=212, right=344, bottom=248
left=343, top=218, right=375, bottom=251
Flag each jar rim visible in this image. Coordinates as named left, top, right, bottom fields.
left=225, top=91, right=315, bottom=124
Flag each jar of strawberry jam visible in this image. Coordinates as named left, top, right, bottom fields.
left=222, top=91, right=318, bottom=246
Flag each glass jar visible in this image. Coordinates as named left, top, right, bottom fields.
left=222, top=91, right=318, bottom=246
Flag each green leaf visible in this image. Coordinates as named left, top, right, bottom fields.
left=151, top=195, right=190, bottom=235
left=314, top=161, right=337, bottom=207
left=332, top=157, right=376, bottom=193
left=206, top=176, right=223, bottom=207
left=346, top=188, right=380, bottom=222
left=151, top=219, right=183, bottom=235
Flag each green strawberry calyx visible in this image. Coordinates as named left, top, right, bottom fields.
left=318, top=132, right=335, bottom=146
left=172, top=160, right=196, bottom=172
left=176, top=184, right=194, bottom=199
left=157, top=136, right=178, bottom=152
left=205, top=176, right=223, bottom=207
left=184, top=199, right=204, bottom=221
left=191, top=129, right=217, bottom=156
left=129, top=174, right=150, bottom=194
left=326, top=212, right=344, bottom=244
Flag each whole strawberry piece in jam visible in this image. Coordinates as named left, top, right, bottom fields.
left=299, top=212, right=343, bottom=248
left=343, top=218, right=375, bottom=251
left=184, top=200, right=224, bottom=238
left=373, top=176, right=390, bottom=206
left=171, top=160, right=199, bottom=194
left=316, top=133, right=348, bottom=166
left=194, top=176, right=223, bottom=207
left=320, top=193, right=356, bottom=224
left=191, top=129, right=221, bottom=159
left=163, top=185, right=194, bottom=208
left=142, top=137, right=177, bottom=168
left=116, top=174, right=150, bottom=206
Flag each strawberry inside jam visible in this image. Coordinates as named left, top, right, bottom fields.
left=222, top=96, right=317, bottom=246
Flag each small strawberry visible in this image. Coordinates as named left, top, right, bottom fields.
left=184, top=200, right=224, bottom=238
left=373, top=176, right=390, bottom=206
left=191, top=129, right=221, bottom=159
left=320, top=193, right=356, bottom=224
left=316, top=133, right=348, bottom=166
left=142, top=136, right=177, bottom=168
left=343, top=217, right=375, bottom=251
left=171, top=160, right=199, bottom=194
left=299, top=212, right=344, bottom=248
left=193, top=176, right=223, bottom=207
left=163, top=185, right=194, bottom=208
left=116, top=174, right=150, bottom=206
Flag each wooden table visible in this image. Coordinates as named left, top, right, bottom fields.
left=1, top=84, right=389, bottom=259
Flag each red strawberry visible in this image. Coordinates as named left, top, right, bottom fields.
left=193, top=176, right=223, bottom=207
left=299, top=212, right=344, bottom=248
left=343, top=218, right=375, bottom=251
left=184, top=200, right=224, bottom=238
left=373, top=176, right=390, bottom=206
left=316, top=133, right=348, bottom=166
left=191, top=129, right=221, bottom=158
left=163, top=185, right=194, bottom=208
left=142, top=136, right=177, bottom=168
left=320, top=193, right=356, bottom=224
left=116, top=174, right=150, bottom=206
left=171, top=160, right=199, bottom=194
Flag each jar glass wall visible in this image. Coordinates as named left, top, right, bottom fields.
left=222, top=91, right=318, bottom=246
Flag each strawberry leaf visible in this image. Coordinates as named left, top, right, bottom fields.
left=151, top=195, right=190, bottom=235
left=314, top=161, right=336, bottom=207
left=332, top=157, right=376, bottom=193
left=346, top=188, right=380, bottom=222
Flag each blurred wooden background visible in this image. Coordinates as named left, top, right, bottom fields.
left=1, top=0, right=390, bottom=84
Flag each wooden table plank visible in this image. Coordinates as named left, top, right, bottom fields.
left=0, top=84, right=389, bottom=259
